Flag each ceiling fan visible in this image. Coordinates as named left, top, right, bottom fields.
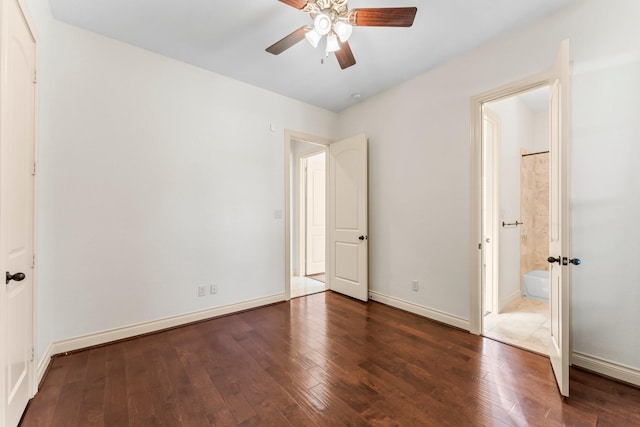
left=266, top=0, right=417, bottom=70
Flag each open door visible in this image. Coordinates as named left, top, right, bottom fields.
left=328, top=134, right=368, bottom=301
left=482, top=109, right=500, bottom=316
left=548, top=40, right=571, bottom=397
left=304, top=152, right=326, bottom=276
left=1, top=0, right=37, bottom=424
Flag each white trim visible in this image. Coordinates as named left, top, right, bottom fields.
left=572, top=352, right=640, bottom=387
left=51, top=294, right=285, bottom=355
left=369, top=291, right=469, bottom=331
left=499, top=290, right=521, bottom=313
left=36, top=342, right=53, bottom=387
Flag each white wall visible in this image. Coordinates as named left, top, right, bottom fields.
left=338, top=0, right=640, bottom=372
left=24, top=0, right=338, bottom=363
left=486, top=98, right=534, bottom=308
left=532, top=111, right=550, bottom=153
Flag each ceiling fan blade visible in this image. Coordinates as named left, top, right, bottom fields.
left=350, top=7, right=417, bottom=27
left=335, top=41, right=356, bottom=70
left=278, top=0, right=309, bottom=10
left=266, top=26, right=308, bottom=55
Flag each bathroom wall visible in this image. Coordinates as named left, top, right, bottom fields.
left=532, top=112, right=550, bottom=153
left=520, top=152, right=550, bottom=279
left=485, top=97, right=535, bottom=308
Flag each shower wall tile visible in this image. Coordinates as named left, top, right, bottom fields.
left=521, top=152, right=549, bottom=286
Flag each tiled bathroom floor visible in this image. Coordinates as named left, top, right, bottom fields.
left=483, top=297, right=550, bottom=355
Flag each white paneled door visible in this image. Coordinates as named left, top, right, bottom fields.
left=482, top=109, right=500, bottom=315
left=328, top=134, right=368, bottom=301
left=548, top=40, right=571, bottom=397
left=1, top=0, right=37, bottom=425
left=305, top=152, right=326, bottom=276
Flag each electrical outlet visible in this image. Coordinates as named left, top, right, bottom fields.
left=198, top=285, right=206, bottom=297
left=210, top=284, right=217, bottom=295
left=412, top=280, right=419, bottom=292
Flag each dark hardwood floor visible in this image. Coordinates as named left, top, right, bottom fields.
left=21, top=291, right=640, bottom=426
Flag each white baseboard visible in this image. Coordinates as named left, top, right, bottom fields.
left=572, top=351, right=640, bottom=387
left=369, top=291, right=469, bottom=331
left=51, top=293, right=286, bottom=356
left=36, top=342, right=53, bottom=387
left=499, top=290, right=521, bottom=313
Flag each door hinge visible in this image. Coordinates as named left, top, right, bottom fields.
left=32, top=161, right=36, bottom=176
left=478, top=243, right=482, bottom=250
left=31, top=346, right=35, bottom=362
left=31, top=253, right=36, bottom=269
left=34, top=70, right=38, bottom=84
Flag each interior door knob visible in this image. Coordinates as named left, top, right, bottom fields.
left=358, top=235, right=368, bottom=241
left=547, top=256, right=561, bottom=264
left=569, top=258, right=582, bottom=265
left=6, top=272, right=25, bottom=285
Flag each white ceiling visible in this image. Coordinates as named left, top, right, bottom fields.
left=49, top=0, right=575, bottom=112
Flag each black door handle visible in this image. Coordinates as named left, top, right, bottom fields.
left=547, top=256, right=581, bottom=266
left=6, top=272, right=26, bottom=285
left=358, top=235, right=368, bottom=241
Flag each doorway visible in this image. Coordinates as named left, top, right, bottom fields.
left=470, top=40, right=573, bottom=397
left=482, top=86, right=551, bottom=355
left=291, top=140, right=328, bottom=298
left=284, top=131, right=369, bottom=302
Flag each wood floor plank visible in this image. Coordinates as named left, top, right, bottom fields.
left=20, top=291, right=640, bottom=426
left=49, top=351, right=90, bottom=427
left=75, top=348, right=107, bottom=426
left=102, top=345, right=129, bottom=426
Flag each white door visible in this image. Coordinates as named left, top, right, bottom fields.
left=1, top=0, right=37, bottom=425
left=328, top=134, right=368, bottom=301
left=548, top=40, right=571, bottom=397
left=305, top=152, right=326, bottom=275
left=482, top=109, right=500, bottom=315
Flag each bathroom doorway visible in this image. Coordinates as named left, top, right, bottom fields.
left=482, top=86, right=551, bottom=355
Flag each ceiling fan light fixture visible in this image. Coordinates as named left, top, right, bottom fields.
left=325, top=33, right=340, bottom=53
left=305, top=28, right=322, bottom=48
left=334, top=20, right=352, bottom=43
left=314, top=13, right=332, bottom=35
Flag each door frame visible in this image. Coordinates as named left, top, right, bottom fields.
left=469, top=71, right=561, bottom=335
left=284, top=130, right=331, bottom=300
left=299, top=149, right=326, bottom=277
